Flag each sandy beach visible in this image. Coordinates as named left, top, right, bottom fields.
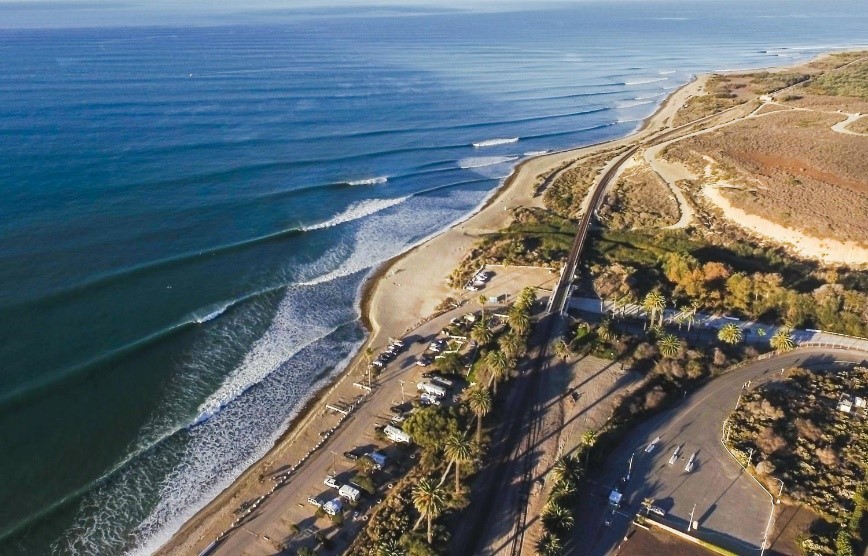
left=154, top=75, right=708, bottom=556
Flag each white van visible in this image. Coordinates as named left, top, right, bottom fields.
left=339, top=484, right=361, bottom=502
left=417, top=380, right=446, bottom=398
left=384, top=424, right=412, bottom=444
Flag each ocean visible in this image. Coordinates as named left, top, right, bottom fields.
left=0, top=1, right=866, bottom=553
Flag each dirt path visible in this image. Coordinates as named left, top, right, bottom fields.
left=830, top=111, right=866, bottom=135
left=643, top=100, right=868, bottom=265
left=641, top=146, right=695, bottom=229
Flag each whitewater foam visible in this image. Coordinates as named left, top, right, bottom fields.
left=458, top=156, right=519, bottom=169
left=523, top=150, right=550, bottom=157
left=472, top=137, right=519, bottom=148
left=624, top=77, right=669, bottom=85
left=615, top=99, right=654, bottom=109
left=345, top=176, right=388, bottom=186
left=301, top=196, right=410, bottom=232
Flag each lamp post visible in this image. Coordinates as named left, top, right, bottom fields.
left=399, top=380, right=406, bottom=403
left=688, top=503, right=697, bottom=532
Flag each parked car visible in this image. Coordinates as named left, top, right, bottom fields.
left=391, top=412, right=406, bottom=424
left=308, top=496, right=324, bottom=507
left=685, top=451, right=697, bottom=473
left=344, top=451, right=360, bottom=461
left=645, top=436, right=661, bottom=453
left=324, top=476, right=341, bottom=489
left=430, top=375, right=454, bottom=388
left=416, top=355, right=433, bottom=367
left=420, top=392, right=442, bottom=406
left=649, top=506, right=666, bottom=517
left=465, top=284, right=481, bottom=292
left=668, top=446, right=680, bottom=465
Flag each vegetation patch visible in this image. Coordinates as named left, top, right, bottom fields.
left=806, top=58, right=868, bottom=100
left=448, top=207, right=575, bottom=288
left=543, top=149, right=626, bottom=217
left=582, top=228, right=868, bottom=337
left=726, top=365, right=868, bottom=555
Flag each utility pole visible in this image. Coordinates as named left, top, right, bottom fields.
left=688, top=503, right=697, bottom=532
left=399, top=380, right=406, bottom=403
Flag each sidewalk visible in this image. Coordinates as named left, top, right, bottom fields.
left=569, top=297, right=868, bottom=352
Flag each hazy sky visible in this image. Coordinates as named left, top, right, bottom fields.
left=0, top=0, right=557, bottom=28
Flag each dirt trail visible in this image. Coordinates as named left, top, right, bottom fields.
left=644, top=101, right=868, bottom=265
left=830, top=111, right=866, bottom=135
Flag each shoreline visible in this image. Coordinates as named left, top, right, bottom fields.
left=154, top=72, right=705, bottom=556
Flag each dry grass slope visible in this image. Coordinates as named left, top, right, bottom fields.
left=598, top=162, right=680, bottom=230
left=665, top=110, right=868, bottom=245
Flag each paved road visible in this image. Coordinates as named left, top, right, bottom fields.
left=571, top=347, right=868, bottom=556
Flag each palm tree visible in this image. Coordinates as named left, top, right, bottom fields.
left=574, top=321, right=591, bottom=342
left=499, top=332, right=525, bottom=360
left=412, top=478, right=447, bottom=545
left=471, top=320, right=493, bottom=346
left=643, top=291, right=666, bottom=328
left=377, top=539, right=405, bottom=556
left=549, top=476, right=578, bottom=505
left=516, top=287, right=537, bottom=311
left=717, top=323, right=743, bottom=345
left=542, top=502, right=575, bottom=535
left=508, top=306, right=531, bottom=336
left=770, top=327, right=795, bottom=353
left=552, top=338, right=571, bottom=362
left=657, top=333, right=680, bottom=359
left=535, top=531, right=563, bottom=556
left=550, top=453, right=583, bottom=486
left=467, top=386, right=492, bottom=443
left=485, top=350, right=511, bottom=394
left=597, top=318, right=617, bottom=342
left=582, top=430, right=597, bottom=468
left=478, top=294, right=488, bottom=317
left=444, top=431, right=474, bottom=494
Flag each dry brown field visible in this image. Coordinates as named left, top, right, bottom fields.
left=664, top=110, right=868, bottom=245
left=598, top=161, right=680, bottom=230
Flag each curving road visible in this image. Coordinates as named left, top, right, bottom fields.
left=571, top=347, right=868, bottom=556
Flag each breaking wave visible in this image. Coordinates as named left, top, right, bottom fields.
left=472, top=137, right=519, bottom=148
left=458, top=156, right=519, bottom=169
left=301, top=196, right=410, bottom=232
left=345, top=176, right=388, bottom=186
left=624, top=77, right=669, bottom=85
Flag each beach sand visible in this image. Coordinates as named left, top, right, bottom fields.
left=154, top=75, right=707, bottom=556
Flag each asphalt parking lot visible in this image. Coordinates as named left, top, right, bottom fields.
left=572, top=348, right=868, bottom=556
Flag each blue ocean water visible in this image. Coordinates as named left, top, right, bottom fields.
left=0, top=2, right=866, bottom=554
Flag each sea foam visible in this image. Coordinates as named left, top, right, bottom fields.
left=346, top=176, right=388, bottom=186
left=472, top=137, right=519, bottom=148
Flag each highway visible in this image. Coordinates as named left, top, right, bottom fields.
left=571, top=347, right=868, bottom=556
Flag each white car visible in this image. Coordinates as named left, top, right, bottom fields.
left=649, top=506, right=666, bottom=517
left=645, top=436, right=661, bottom=453
left=308, top=496, right=324, bottom=507
left=420, top=392, right=442, bottom=406
left=324, top=476, right=340, bottom=489
left=685, top=452, right=697, bottom=473
left=465, top=284, right=481, bottom=292
left=668, top=447, right=680, bottom=465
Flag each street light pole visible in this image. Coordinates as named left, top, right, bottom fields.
left=399, top=380, right=406, bottom=403
left=688, top=503, right=697, bottom=532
